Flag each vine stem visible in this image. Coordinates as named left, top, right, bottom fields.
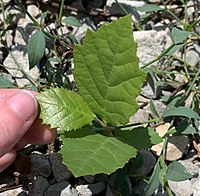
left=117, top=117, right=161, bottom=129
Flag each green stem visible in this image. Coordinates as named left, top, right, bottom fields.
left=117, top=117, right=161, bottom=129
left=189, top=16, right=200, bottom=30
left=114, top=0, right=142, bottom=31
left=184, top=68, right=200, bottom=97
left=58, top=0, right=65, bottom=25
left=183, top=45, right=190, bottom=80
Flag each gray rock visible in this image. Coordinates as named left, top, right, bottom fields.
left=76, top=182, right=106, bottom=196
left=193, top=172, right=200, bottom=196
left=144, top=100, right=166, bottom=116
left=132, top=180, right=147, bottom=195
left=83, top=175, right=95, bottom=184
left=29, top=152, right=51, bottom=178
left=129, top=109, right=149, bottom=126
left=138, top=149, right=156, bottom=176
left=168, top=180, right=193, bottom=196
left=179, top=152, right=200, bottom=177
left=134, top=30, right=172, bottom=68
left=29, top=176, right=49, bottom=196
left=3, top=46, right=40, bottom=87
left=141, top=73, right=162, bottom=99
left=44, top=181, right=78, bottom=196
left=186, top=43, right=200, bottom=67
left=49, top=153, right=72, bottom=182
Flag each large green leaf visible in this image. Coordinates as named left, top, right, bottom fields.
left=166, top=161, right=192, bottom=181
left=74, top=15, right=146, bottom=126
left=28, top=31, right=45, bottom=69
left=60, top=126, right=137, bottom=177
left=36, top=88, right=95, bottom=131
left=114, top=127, right=163, bottom=150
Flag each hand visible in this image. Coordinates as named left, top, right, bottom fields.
left=0, top=89, right=57, bottom=172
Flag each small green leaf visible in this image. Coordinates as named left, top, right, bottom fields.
left=144, top=161, right=161, bottom=195
left=136, top=4, right=163, bottom=12
left=28, top=31, right=45, bottom=69
left=163, top=106, right=200, bottom=119
left=0, top=76, right=15, bottom=88
left=36, top=88, right=95, bottom=131
left=150, top=98, right=160, bottom=118
left=74, top=15, right=146, bottom=126
left=114, top=127, right=163, bottom=150
left=62, top=16, right=82, bottom=27
left=166, top=43, right=185, bottom=56
left=166, top=161, right=192, bottom=181
left=60, top=126, right=137, bottom=177
left=171, top=27, right=190, bottom=44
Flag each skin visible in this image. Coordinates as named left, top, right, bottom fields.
left=0, top=89, right=57, bottom=172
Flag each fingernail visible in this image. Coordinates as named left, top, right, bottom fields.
left=8, top=90, right=38, bottom=122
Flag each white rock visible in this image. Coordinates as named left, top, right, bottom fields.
left=29, top=176, right=49, bottom=196
left=44, top=181, right=78, bottom=196
left=49, top=153, right=72, bottom=182
left=134, top=30, right=172, bottom=67
left=76, top=182, right=106, bottom=196
left=29, top=152, right=51, bottom=178
left=168, top=180, right=193, bottom=196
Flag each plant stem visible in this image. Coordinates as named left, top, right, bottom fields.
left=114, top=0, right=142, bottom=31
left=184, top=67, right=200, bottom=97
left=58, top=0, right=65, bottom=25
left=117, top=117, right=161, bottom=129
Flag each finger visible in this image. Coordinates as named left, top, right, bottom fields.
left=0, top=90, right=38, bottom=157
left=0, top=149, right=16, bottom=173
left=14, top=119, right=57, bottom=150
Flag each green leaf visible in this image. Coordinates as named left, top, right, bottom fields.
left=171, top=27, right=190, bottom=44
left=150, top=98, right=160, bottom=118
left=28, top=31, right=45, bottom=69
left=62, top=16, right=82, bottom=27
left=0, top=76, right=15, bottom=88
left=36, top=88, right=95, bottom=131
left=74, top=15, right=146, bottom=126
left=136, top=4, right=163, bottom=12
left=114, top=127, right=163, bottom=150
left=166, top=43, right=185, bottom=56
left=163, top=106, right=200, bottom=119
left=144, top=161, right=161, bottom=196
left=166, top=161, right=192, bottom=181
left=60, top=126, right=137, bottom=177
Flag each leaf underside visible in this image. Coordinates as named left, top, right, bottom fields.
left=36, top=88, right=95, bottom=132
left=60, top=126, right=137, bottom=177
left=74, top=15, right=146, bottom=126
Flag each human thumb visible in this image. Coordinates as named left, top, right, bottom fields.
left=0, top=90, right=38, bottom=157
